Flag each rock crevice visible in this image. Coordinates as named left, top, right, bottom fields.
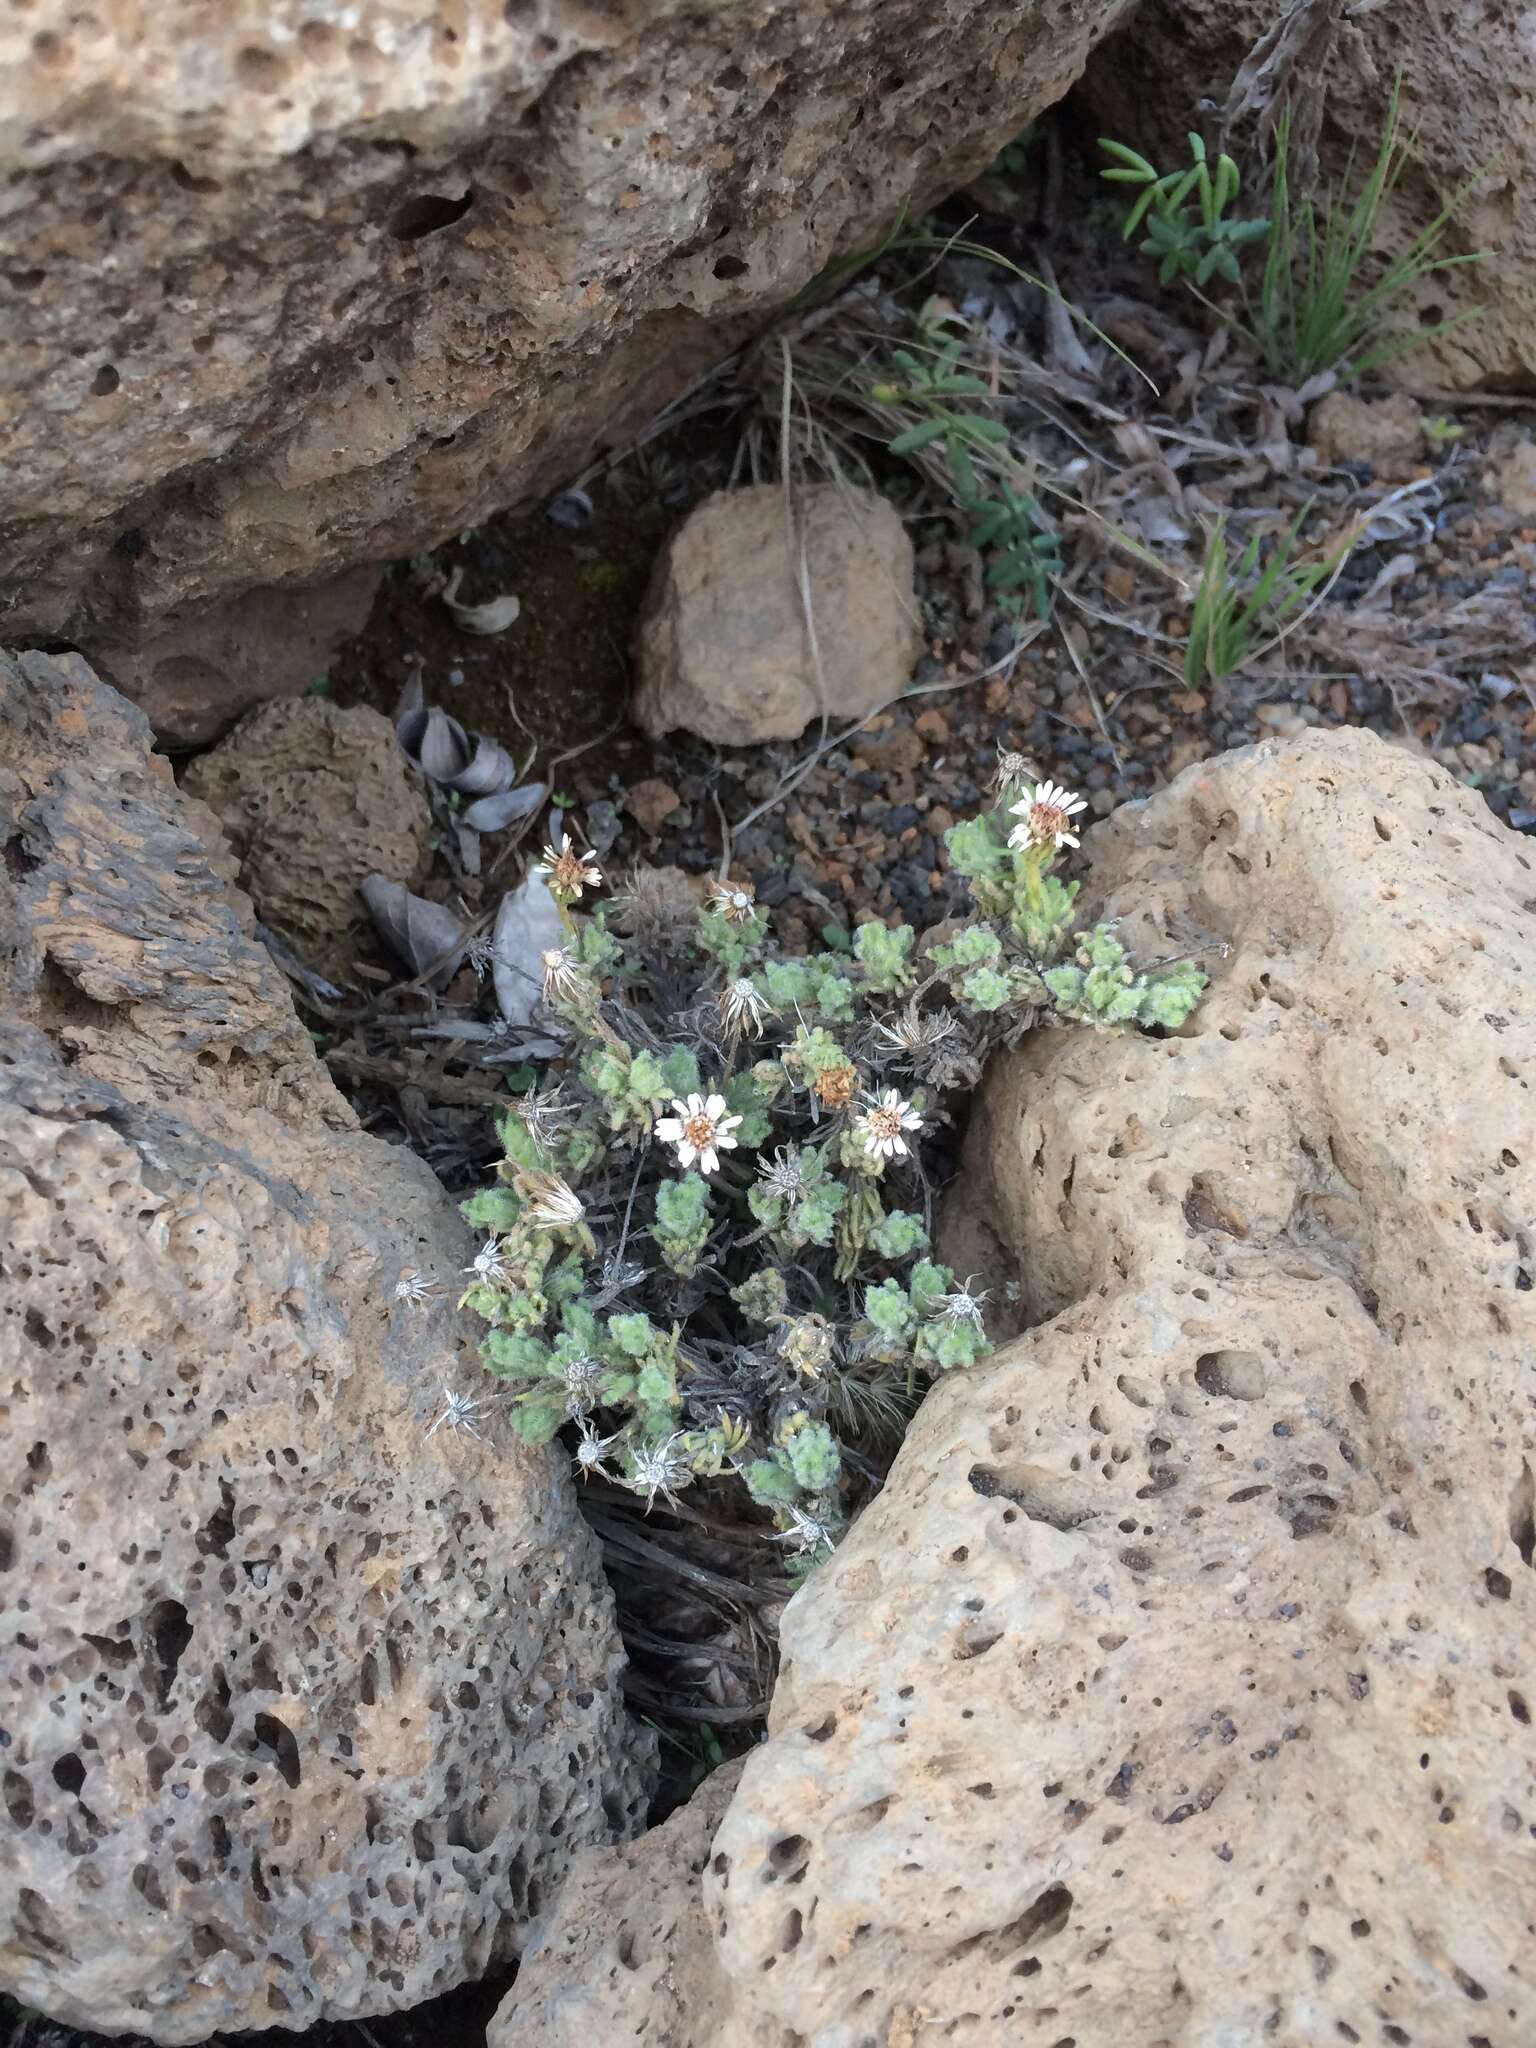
left=493, top=728, right=1536, bottom=2047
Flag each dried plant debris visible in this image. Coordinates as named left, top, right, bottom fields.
left=492, top=871, right=566, bottom=1027
left=442, top=561, right=523, bottom=635
left=359, top=876, right=467, bottom=987
left=397, top=702, right=522, bottom=794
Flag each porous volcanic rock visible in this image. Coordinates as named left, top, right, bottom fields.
left=491, top=727, right=1536, bottom=2046
left=635, top=485, right=920, bottom=744
left=0, top=648, right=652, bottom=2041
left=0, top=0, right=1131, bottom=730
left=182, top=695, right=431, bottom=980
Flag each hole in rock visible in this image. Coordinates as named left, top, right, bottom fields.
left=391, top=190, right=475, bottom=240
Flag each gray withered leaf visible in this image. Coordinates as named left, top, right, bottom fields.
left=452, top=734, right=520, bottom=797
left=359, top=875, right=466, bottom=987
left=396, top=705, right=473, bottom=784
left=460, top=781, right=548, bottom=832
left=492, top=871, right=564, bottom=1027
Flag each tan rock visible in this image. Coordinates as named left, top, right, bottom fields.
left=91, top=566, right=383, bottom=751
left=497, top=1762, right=745, bottom=2048
left=0, top=649, right=651, bottom=2040
left=636, top=486, right=920, bottom=744
left=493, top=728, right=1536, bottom=2045
left=624, top=776, right=684, bottom=835
left=1306, top=390, right=1425, bottom=472
left=0, top=0, right=1130, bottom=717
left=182, top=696, right=430, bottom=980
left=1487, top=437, right=1536, bottom=518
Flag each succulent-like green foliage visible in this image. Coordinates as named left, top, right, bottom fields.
left=457, top=772, right=1206, bottom=1562
left=1043, top=926, right=1206, bottom=1030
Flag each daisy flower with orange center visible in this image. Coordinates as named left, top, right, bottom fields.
left=655, top=1091, right=743, bottom=1176
left=1007, top=778, right=1087, bottom=853
left=854, top=1088, right=923, bottom=1161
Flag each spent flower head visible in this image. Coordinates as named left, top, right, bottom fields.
left=993, top=744, right=1040, bottom=797
left=935, top=1276, right=990, bottom=1326
left=540, top=946, right=585, bottom=1002
left=516, top=1083, right=575, bottom=1145
left=393, top=1270, right=442, bottom=1308
left=773, top=1502, right=840, bottom=1558
left=559, top=1353, right=603, bottom=1412
left=812, top=1059, right=858, bottom=1111
left=855, top=1088, right=923, bottom=1161
left=1008, top=779, right=1087, bottom=853
left=624, top=1432, right=695, bottom=1511
left=464, top=1236, right=512, bottom=1286
left=656, top=1091, right=743, bottom=1175
left=596, top=1248, right=649, bottom=1300
left=706, top=878, right=758, bottom=924
left=757, top=1145, right=808, bottom=1199
left=873, top=1003, right=960, bottom=1066
left=425, top=1384, right=497, bottom=1441
left=573, top=1422, right=623, bottom=1478
left=720, top=977, right=771, bottom=1039
left=518, top=1170, right=586, bottom=1231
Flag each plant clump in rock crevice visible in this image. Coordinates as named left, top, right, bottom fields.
left=441, top=761, right=1207, bottom=1564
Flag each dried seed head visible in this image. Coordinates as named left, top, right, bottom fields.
left=719, top=977, right=771, bottom=1038
left=813, top=1060, right=858, bottom=1110
left=707, top=877, right=758, bottom=924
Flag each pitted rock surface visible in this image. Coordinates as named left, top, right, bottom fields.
left=0, top=0, right=1131, bottom=724
left=0, top=649, right=651, bottom=2041
left=492, top=728, right=1536, bottom=2046
left=182, top=696, right=431, bottom=979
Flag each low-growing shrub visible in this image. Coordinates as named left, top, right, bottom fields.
left=453, top=772, right=1205, bottom=1564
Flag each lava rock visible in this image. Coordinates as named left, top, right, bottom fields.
left=0, top=649, right=651, bottom=2042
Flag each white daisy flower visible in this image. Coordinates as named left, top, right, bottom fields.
left=463, top=1236, right=511, bottom=1285
left=519, top=1171, right=585, bottom=1231
left=425, top=1384, right=497, bottom=1440
left=854, top=1088, right=923, bottom=1161
left=393, top=1270, right=442, bottom=1308
left=719, top=977, right=771, bottom=1038
left=935, top=1276, right=990, bottom=1326
left=1007, top=778, right=1087, bottom=853
left=655, top=1091, right=743, bottom=1176
left=536, top=828, right=602, bottom=900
